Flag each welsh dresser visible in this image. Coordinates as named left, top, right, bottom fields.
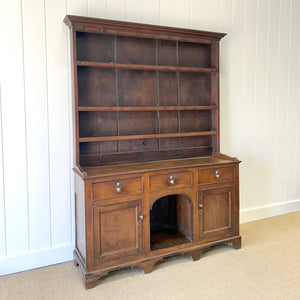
left=64, top=15, right=241, bottom=289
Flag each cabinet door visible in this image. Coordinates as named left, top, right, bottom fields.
left=198, top=187, right=234, bottom=240
left=93, top=199, right=143, bottom=263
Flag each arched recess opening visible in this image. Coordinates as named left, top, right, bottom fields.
left=150, top=194, right=193, bottom=251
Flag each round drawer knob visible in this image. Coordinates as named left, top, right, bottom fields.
left=169, top=176, right=175, bottom=185
left=116, top=182, right=122, bottom=193
left=215, top=170, right=220, bottom=179
left=199, top=203, right=203, bottom=214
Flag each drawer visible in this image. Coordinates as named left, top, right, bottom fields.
left=92, top=177, right=143, bottom=200
left=149, top=171, right=192, bottom=192
left=198, top=167, right=235, bottom=185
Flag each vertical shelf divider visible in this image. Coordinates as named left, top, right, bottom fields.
left=176, top=40, right=181, bottom=148
left=156, top=39, right=160, bottom=150
left=114, top=36, right=120, bottom=152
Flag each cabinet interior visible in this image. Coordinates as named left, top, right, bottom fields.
left=150, top=194, right=193, bottom=251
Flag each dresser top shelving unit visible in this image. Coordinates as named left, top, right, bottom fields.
left=64, top=15, right=226, bottom=168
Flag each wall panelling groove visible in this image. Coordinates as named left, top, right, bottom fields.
left=0, top=0, right=29, bottom=257
left=45, top=0, right=72, bottom=247
left=0, top=0, right=299, bottom=275
left=190, top=0, right=205, bottom=29
left=219, top=0, right=233, bottom=155
left=0, top=83, right=6, bottom=258
left=22, top=0, right=51, bottom=252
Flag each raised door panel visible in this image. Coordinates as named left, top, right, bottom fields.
left=93, top=199, right=143, bottom=263
left=198, top=187, right=234, bottom=240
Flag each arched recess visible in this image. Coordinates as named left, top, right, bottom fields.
left=150, top=194, right=193, bottom=251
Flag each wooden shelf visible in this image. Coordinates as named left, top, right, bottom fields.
left=79, top=131, right=217, bottom=142
left=79, top=147, right=214, bottom=166
left=151, top=227, right=192, bottom=251
left=78, top=106, right=217, bottom=112
left=77, top=61, right=217, bottom=73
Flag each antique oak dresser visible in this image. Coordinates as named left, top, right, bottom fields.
left=64, top=15, right=241, bottom=289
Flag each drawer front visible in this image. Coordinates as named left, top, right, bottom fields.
left=92, top=177, right=143, bottom=200
left=198, top=167, right=235, bottom=185
left=149, top=171, right=192, bottom=192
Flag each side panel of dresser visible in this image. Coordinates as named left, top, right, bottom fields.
left=74, top=172, right=86, bottom=266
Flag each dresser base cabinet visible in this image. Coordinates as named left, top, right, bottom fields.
left=74, top=155, right=241, bottom=289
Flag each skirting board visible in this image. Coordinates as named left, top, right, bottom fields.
left=0, top=244, right=74, bottom=276
left=240, top=199, right=300, bottom=223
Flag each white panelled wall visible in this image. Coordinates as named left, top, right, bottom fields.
left=0, top=0, right=299, bottom=275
